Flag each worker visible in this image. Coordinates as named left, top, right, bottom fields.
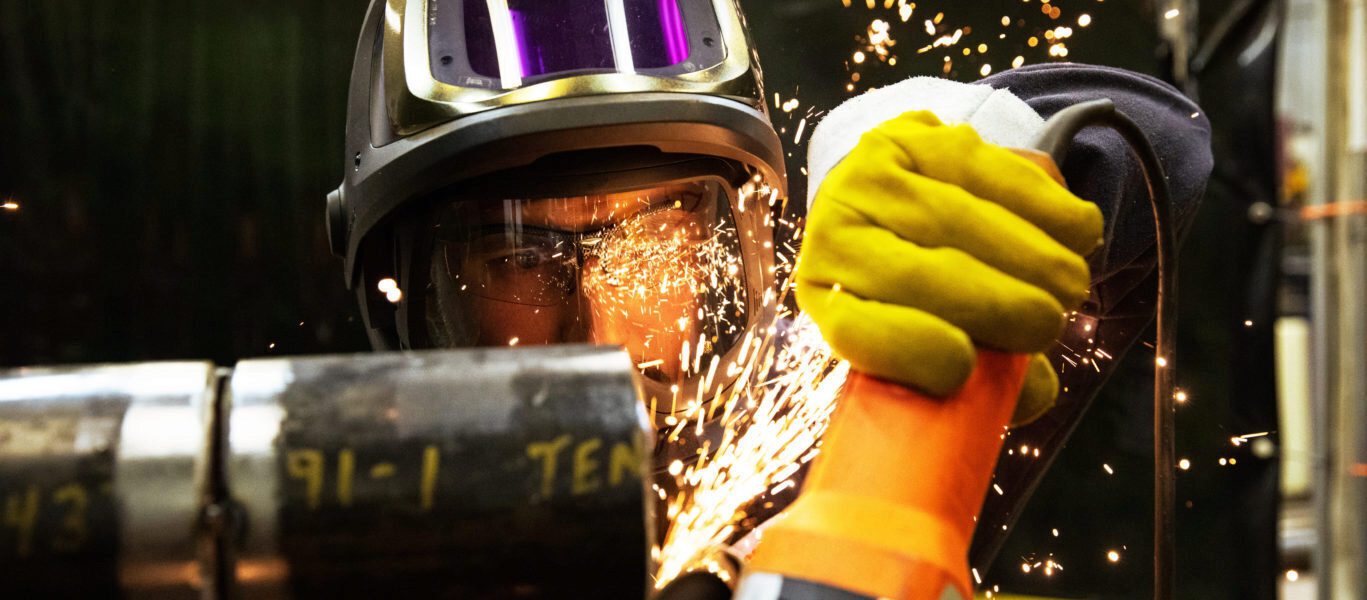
left=325, top=0, right=1211, bottom=596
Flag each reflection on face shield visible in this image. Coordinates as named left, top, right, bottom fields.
left=424, top=179, right=750, bottom=388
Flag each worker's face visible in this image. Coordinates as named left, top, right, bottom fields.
left=427, top=181, right=747, bottom=385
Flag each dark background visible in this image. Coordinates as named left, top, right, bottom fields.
left=0, top=1, right=1278, bottom=597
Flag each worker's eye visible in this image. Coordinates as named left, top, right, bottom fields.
left=515, top=250, right=543, bottom=269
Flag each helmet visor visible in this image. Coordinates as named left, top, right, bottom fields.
left=429, top=0, right=727, bottom=90
left=422, top=178, right=750, bottom=385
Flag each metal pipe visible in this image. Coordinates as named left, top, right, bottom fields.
left=1326, top=1, right=1367, bottom=595
left=0, top=346, right=653, bottom=598
left=222, top=345, right=653, bottom=598
left=0, top=362, right=216, bottom=598
left=1276, top=0, right=1336, bottom=595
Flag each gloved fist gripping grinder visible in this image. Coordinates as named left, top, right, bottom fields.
left=740, top=108, right=1103, bottom=600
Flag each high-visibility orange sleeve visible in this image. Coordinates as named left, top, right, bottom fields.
left=746, top=350, right=1030, bottom=600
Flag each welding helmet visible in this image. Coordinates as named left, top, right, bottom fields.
left=327, top=0, right=786, bottom=420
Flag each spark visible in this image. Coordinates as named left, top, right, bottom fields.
left=1107, top=549, right=1121, bottom=563
left=897, top=0, right=914, bottom=21
left=654, top=184, right=846, bottom=586
left=1103, top=463, right=1114, bottom=475
left=1174, top=389, right=1188, bottom=404
left=1155, top=356, right=1168, bottom=367
left=865, top=19, right=896, bottom=60
left=655, top=319, right=847, bottom=585
left=1, top=201, right=17, bottom=211
left=1178, top=458, right=1191, bottom=471
left=582, top=195, right=750, bottom=390
left=1286, top=569, right=1300, bottom=582
left=932, top=29, right=964, bottom=48
left=378, top=278, right=404, bottom=303
left=836, top=0, right=1096, bottom=80
left=508, top=337, right=519, bottom=346
left=1164, top=8, right=1181, bottom=19
left=1231, top=431, right=1271, bottom=446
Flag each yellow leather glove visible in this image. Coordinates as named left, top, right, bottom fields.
left=796, top=110, right=1104, bottom=424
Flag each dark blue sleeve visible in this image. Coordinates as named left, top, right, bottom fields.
left=981, top=63, right=1212, bottom=308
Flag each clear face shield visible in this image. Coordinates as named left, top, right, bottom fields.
left=420, top=176, right=767, bottom=417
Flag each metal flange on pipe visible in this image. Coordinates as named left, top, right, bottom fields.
left=0, top=345, right=651, bottom=598
left=0, top=362, right=216, bottom=597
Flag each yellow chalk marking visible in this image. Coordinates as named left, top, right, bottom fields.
left=51, top=483, right=88, bottom=551
left=527, top=435, right=572, bottom=499
left=573, top=438, right=603, bottom=495
left=4, top=486, right=39, bottom=557
left=337, top=450, right=355, bottom=507
left=420, top=445, right=440, bottom=511
left=286, top=449, right=325, bottom=510
left=610, top=441, right=642, bottom=486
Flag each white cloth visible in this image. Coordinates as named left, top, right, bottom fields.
left=805, top=76, right=1045, bottom=208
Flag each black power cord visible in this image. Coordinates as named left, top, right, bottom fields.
left=1032, top=98, right=1179, bottom=600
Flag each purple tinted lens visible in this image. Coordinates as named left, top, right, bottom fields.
left=464, top=0, right=692, bottom=81
left=466, top=0, right=614, bottom=79
left=626, top=0, right=690, bottom=68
